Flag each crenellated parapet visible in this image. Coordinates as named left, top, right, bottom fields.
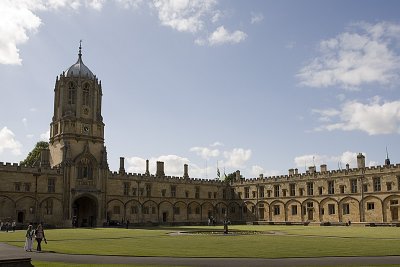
left=233, top=163, right=400, bottom=186
left=0, top=161, right=62, bottom=175
left=107, top=170, right=224, bottom=185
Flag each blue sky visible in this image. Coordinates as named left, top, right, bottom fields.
left=1, top=0, right=400, bottom=178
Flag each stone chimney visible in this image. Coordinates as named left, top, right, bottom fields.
left=119, top=157, right=125, bottom=174
left=294, top=168, right=298, bottom=175
left=346, top=163, right=350, bottom=171
left=320, top=164, right=327, bottom=173
left=308, top=166, right=316, bottom=173
left=145, top=159, right=150, bottom=176
left=40, top=148, right=50, bottom=167
left=259, top=174, right=264, bottom=179
left=289, top=169, right=294, bottom=176
left=156, top=161, right=165, bottom=177
left=235, top=170, right=241, bottom=180
left=183, top=164, right=189, bottom=179
left=357, top=153, right=365, bottom=169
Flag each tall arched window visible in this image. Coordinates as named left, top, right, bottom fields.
left=77, top=158, right=93, bottom=180
left=68, top=82, right=76, bottom=105
left=83, top=83, right=90, bottom=106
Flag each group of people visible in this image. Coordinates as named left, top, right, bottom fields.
left=0, top=220, right=16, bottom=232
left=24, top=223, right=46, bottom=252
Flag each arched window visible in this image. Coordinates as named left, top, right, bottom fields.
left=77, top=158, right=93, bottom=180
left=83, top=83, right=90, bottom=106
left=68, top=82, right=76, bottom=104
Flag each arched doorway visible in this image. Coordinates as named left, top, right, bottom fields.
left=72, top=196, right=97, bottom=227
left=17, top=211, right=24, bottom=223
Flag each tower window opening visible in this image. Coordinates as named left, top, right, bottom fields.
left=83, top=84, right=90, bottom=106
left=68, top=82, right=76, bottom=105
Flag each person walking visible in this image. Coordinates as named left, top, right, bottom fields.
left=35, top=224, right=46, bottom=252
left=24, top=225, right=34, bottom=252
left=11, top=221, right=16, bottom=232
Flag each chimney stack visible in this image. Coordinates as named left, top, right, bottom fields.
left=119, top=157, right=125, bottom=174
left=40, top=148, right=50, bottom=167
left=357, top=153, right=365, bottom=169
left=145, top=159, right=150, bottom=176
left=235, top=170, right=241, bottom=180
left=156, top=161, right=165, bottom=177
left=320, top=164, right=327, bottom=173
left=308, top=166, right=316, bottom=173
left=289, top=169, right=294, bottom=176
left=183, top=164, right=189, bottom=179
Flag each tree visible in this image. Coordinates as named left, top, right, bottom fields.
left=20, top=141, right=49, bottom=166
left=223, top=172, right=236, bottom=183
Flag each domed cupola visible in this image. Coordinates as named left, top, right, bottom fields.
left=65, top=42, right=94, bottom=79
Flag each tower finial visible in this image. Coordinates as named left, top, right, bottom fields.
left=385, top=146, right=391, bottom=165
left=78, top=40, right=82, bottom=58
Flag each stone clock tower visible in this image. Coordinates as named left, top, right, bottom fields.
left=49, top=43, right=108, bottom=227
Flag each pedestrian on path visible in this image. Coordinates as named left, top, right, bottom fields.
left=24, top=225, right=34, bottom=252
left=35, top=224, right=46, bottom=252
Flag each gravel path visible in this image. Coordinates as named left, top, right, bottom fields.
left=1, top=242, right=400, bottom=267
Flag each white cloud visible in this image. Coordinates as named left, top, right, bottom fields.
left=1, top=0, right=247, bottom=65
left=297, top=22, right=400, bottom=89
left=26, top=134, right=34, bottom=139
left=190, top=146, right=220, bottom=159
left=152, top=0, right=217, bottom=33
left=86, top=0, right=105, bottom=10
left=0, top=0, right=41, bottom=65
left=312, top=108, right=341, bottom=122
left=0, top=0, right=99, bottom=65
left=223, top=148, right=251, bottom=168
left=208, top=26, right=247, bottom=46
left=248, top=165, right=281, bottom=178
left=126, top=154, right=210, bottom=178
left=294, top=151, right=361, bottom=171
left=0, top=127, right=22, bottom=155
left=210, top=141, right=223, bottom=147
left=250, top=12, right=263, bottom=24
left=313, top=98, right=400, bottom=135
left=115, top=0, right=143, bottom=9
left=40, top=130, right=50, bottom=141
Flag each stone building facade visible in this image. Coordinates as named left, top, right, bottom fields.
left=0, top=46, right=399, bottom=227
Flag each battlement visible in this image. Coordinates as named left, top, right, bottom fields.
left=108, top=170, right=223, bottom=185
left=0, top=161, right=61, bottom=174
left=234, top=162, right=400, bottom=185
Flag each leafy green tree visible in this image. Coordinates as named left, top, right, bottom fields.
left=20, top=141, right=49, bottom=166
left=224, top=172, right=239, bottom=183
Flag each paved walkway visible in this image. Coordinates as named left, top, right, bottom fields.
left=1, top=243, right=400, bottom=267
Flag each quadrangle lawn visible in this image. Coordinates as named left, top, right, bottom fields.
left=1, top=225, right=400, bottom=259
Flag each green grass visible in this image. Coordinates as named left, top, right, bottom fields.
left=1, top=225, right=400, bottom=258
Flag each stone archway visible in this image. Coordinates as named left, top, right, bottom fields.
left=72, top=196, right=97, bottom=227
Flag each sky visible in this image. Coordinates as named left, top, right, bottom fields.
left=1, top=0, right=400, bottom=179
